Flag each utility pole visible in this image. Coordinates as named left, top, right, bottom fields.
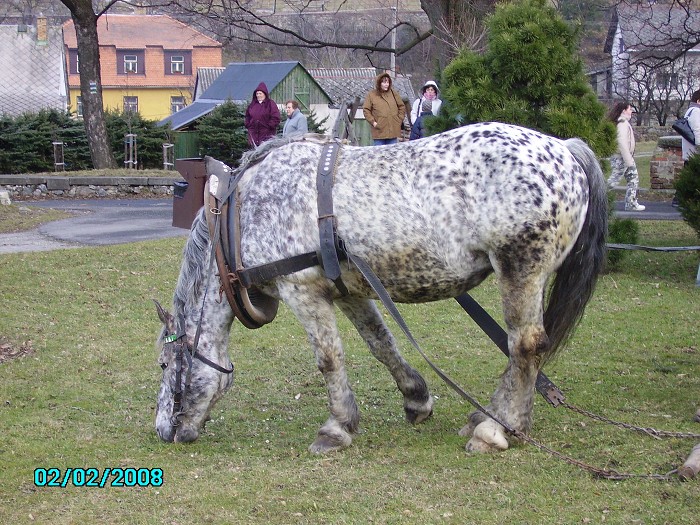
left=390, top=3, right=397, bottom=74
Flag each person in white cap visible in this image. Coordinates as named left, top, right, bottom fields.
left=410, top=80, right=442, bottom=125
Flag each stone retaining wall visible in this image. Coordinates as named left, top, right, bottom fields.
left=0, top=175, right=181, bottom=199
left=649, top=135, right=684, bottom=190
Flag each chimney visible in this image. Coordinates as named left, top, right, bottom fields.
left=37, top=15, right=47, bottom=45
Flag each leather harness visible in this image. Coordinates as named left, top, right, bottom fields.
left=204, top=141, right=348, bottom=329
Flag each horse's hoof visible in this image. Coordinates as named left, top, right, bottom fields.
left=458, top=420, right=476, bottom=437
left=308, top=430, right=352, bottom=454
left=465, top=420, right=509, bottom=453
left=405, top=396, right=434, bottom=425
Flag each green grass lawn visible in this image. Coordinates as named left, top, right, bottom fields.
left=0, top=204, right=73, bottom=233
left=0, top=221, right=698, bottom=524
left=634, top=140, right=657, bottom=190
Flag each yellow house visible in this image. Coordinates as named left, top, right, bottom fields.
left=63, top=14, right=222, bottom=121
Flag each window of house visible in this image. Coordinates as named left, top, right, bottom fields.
left=123, top=96, right=138, bottom=113
left=656, top=72, right=679, bottom=89
left=124, top=55, right=139, bottom=74
left=171, top=96, right=186, bottom=114
left=164, top=51, right=191, bottom=75
left=69, top=50, right=80, bottom=74
left=76, top=96, right=83, bottom=117
left=171, top=56, right=185, bottom=74
left=117, top=50, right=144, bottom=75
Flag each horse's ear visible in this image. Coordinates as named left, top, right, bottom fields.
left=153, top=299, right=172, bottom=326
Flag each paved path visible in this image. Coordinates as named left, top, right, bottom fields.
left=0, top=197, right=683, bottom=255
left=0, top=198, right=188, bottom=254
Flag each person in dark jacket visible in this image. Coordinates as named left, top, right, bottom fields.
left=244, top=82, right=281, bottom=147
left=409, top=99, right=433, bottom=140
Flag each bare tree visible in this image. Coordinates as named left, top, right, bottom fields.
left=609, top=0, right=700, bottom=123
left=59, top=0, right=117, bottom=169
left=156, top=0, right=499, bottom=70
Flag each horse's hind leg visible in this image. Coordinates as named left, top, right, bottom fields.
left=337, top=297, right=434, bottom=424
left=279, top=283, right=359, bottom=454
left=461, top=272, right=548, bottom=453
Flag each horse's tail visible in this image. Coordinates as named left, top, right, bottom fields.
left=542, top=138, right=608, bottom=364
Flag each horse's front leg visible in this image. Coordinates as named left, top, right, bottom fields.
left=279, top=282, right=359, bottom=454
left=336, top=296, right=433, bottom=424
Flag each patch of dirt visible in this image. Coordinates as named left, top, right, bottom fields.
left=0, top=338, right=35, bottom=364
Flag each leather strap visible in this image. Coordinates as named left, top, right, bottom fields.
left=238, top=251, right=320, bottom=288
left=316, top=141, right=349, bottom=295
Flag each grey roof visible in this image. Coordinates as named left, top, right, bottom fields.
left=0, top=23, right=68, bottom=116
left=161, top=61, right=333, bottom=130
left=200, top=61, right=299, bottom=102
left=307, top=68, right=416, bottom=105
left=157, top=100, right=220, bottom=129
left=194, top=67, right=225, bottom=100
left=605, top=4, right=700, bottom=54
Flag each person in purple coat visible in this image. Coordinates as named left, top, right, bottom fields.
left=244, top=82, right=281, bottom=147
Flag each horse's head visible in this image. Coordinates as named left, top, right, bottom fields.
left=153, top=300, right=234, bottom=443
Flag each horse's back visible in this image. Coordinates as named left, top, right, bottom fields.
left=239, top=123, right=593, bottom=301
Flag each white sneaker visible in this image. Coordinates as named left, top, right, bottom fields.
left=625, top=203, right=645, bottom=211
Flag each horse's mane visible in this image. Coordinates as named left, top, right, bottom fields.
left=172, top=208, right=210, bottom=322
left=231, top=133, right=332, bottom=180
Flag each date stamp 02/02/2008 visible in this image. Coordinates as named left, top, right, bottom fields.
left=33, top=468, right=163, bottom=488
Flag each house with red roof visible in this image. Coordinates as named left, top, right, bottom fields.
left=63, top=14, right=222, bottom=121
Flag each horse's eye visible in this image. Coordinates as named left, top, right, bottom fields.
left=160, top=363, right=167, bottom=371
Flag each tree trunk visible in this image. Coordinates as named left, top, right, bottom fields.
left=420, top=0, right=497, bottom=62
left=60, top=0, right=116, bottom=169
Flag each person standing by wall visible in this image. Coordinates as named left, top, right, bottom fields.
left=608, top=101, right=645, bottom=211
left=282, top=100, right=308, bottom=137
left=244, top=82, right=281, bottom=147
left=676, top=89, right=700, bottom=206
left=362, top=72, right=405, bottom=146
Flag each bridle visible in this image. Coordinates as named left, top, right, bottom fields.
left=161, top=315, right=234, bottom=429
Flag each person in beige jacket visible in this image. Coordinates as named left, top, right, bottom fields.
left=608, top=101, right=645, bottom=211
left=362, top=72, right=406, bottom=145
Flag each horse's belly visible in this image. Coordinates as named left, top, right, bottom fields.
left=344, top=248, right=493, bottom=303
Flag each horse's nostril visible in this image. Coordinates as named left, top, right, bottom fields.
left=156, top=425, right=175, bottom=443
left=174, top=426, right=199, bottom=443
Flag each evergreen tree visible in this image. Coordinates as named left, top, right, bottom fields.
left=196, top=101, right=249, bottom=168
left=105, top=111, right=170, bottom=170
left=674, top=153, right=700, bottom=239
left=433, top=0, right=615, bottom=157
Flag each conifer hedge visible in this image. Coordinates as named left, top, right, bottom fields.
left=0, top=109, right=171, bottom=174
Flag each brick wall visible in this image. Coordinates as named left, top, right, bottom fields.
left=649, top=135, right=684, bottom=190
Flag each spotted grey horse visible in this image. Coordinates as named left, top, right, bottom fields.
left=154, top=122, right=607, bottom=454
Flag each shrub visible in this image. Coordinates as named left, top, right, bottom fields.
left=606, top=192, right=640, bottom=268
left=0, top=109, right=170, bottom=173
left=196, top=101, right=249, bottom=168
left=0, top=109, right=90, bottom=173
left=433, top=0, right=615, bottom=158
left=674, top=153, right=700, bottom=239
left=105, top=111, right=171, bottom=170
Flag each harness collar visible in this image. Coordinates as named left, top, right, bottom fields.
left=204, top=140, right=349, bottom=330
